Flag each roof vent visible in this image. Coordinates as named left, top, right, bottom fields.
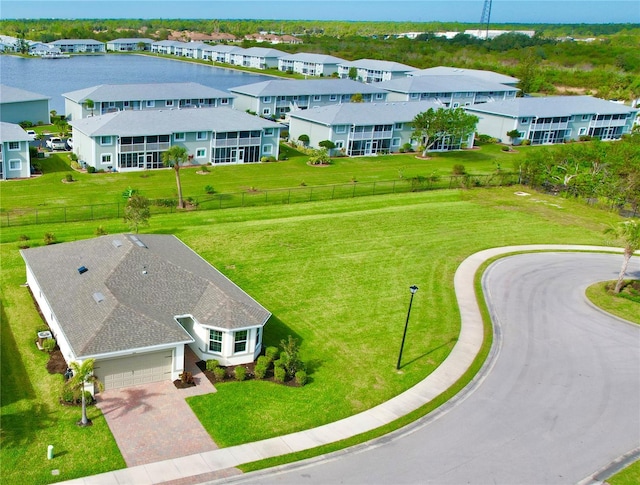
left=78, top=266, right=88, bottom=275
left=93, top=292, right=105, bottom=303
left=112, top=239, right=122, bottom=248
left=128, top=235, right=147, bottom=248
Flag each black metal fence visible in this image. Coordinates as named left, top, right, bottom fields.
left=1, top=174, right=520, bottom=228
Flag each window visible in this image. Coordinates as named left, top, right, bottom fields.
left=375, top=93, right=384, bottom=100
left=9, top=159, right=21, bottom=171
left=196, top=131, right=207, bottom=140
left=8, top=141, right=20, bottom=150
left=410, top=93, right=419, bottom=99
left=335, top=125, right=347, bottom=134
left=174, top=132, right=185, bottom=141
left=146, top=100, right=155, bottom=108
left=518, top=131, right=526, bottom=138
left=262, top=128, right=273, bottom=137
left=582, top=114, right=591, bottom=121
left=209, top=329, right=222, bottom=353
left=521, top=118, right=529, bottom=124
left=335, top=140, right=344, bottom=149
left=101, top=154, right=112, bottom=164
left=579, top=127, right=587, bottom=135
left=394, top=123, right=403, bottom=130
left=330, top=94, right=337, bottom=101
left=123, top=101, right=131, bottom=108
left=234, top=330, right=248, bottom=353
left=255, top=327, right=261, bottom=349
left=196, top=148, right=206, bottom=158
left=313, top=95, right=321, bottom=102
left=263, top=144, right=272, bottom=154
left=392, top=138, right=400, bottom=147
left=262, top=96, right=271, bottom=103
left=165, top=100, right=174, bottom=107
left=220, top=98, right=229, bottom=105
left=262, top=108, right=271, bottom=116
left=100, top=136, right=112, bottom=146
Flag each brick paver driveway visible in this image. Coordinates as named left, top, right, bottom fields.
left=96, top=349, right=218, bottom=467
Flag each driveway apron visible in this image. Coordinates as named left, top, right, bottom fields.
left=96, top=348, right=218, bottom=467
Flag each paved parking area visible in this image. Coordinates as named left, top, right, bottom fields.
left=96, top=349, right=219, bottom=467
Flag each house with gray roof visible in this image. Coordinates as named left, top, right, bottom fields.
left=208, top=44, right=244, bottom=63
left=106, top=38, right=154, bottom=52
left=62, top=82, right=235, bottom=120
left=278, top=52, right=346, bottom=77
left=377, top=75, right=519, bottom=107
left=49, top=39, right=105, bottom=53
left=0, top=122, right=32, bottom=180
left=69, top=107, right=282, bottom=171
left=229, top=46, right=287, bottom=69
left=0, top=84, right=51, bottom=125
left=288, top=101, right=472, bottom=156
left=151, top=40, right=188, bottom=55
left=229, top=79, right=389, bottom=119
left=21, top=233, right=271, bottom=390
left=337, top=59, right=417, bottom=83
left=410, top=66, right=520, bottom=87
left=465, top=95, right=638, bottom=145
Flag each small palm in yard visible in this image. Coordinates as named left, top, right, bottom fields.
left=162, top=145, right=189, bottom=209
left=605, top=219, right=640, bottom=293
left=68, top=358, right=103, bottom=427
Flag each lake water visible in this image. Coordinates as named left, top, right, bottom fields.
left=0, top=54, right=273, bottom=114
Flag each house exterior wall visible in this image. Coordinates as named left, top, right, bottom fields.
left=474, top=114, right=518, bottom=143
left=0, top=99, right=50, bottom=124
left=1, top=138, right=31, bottom=179
left=185, top=321, right=263, bottom=366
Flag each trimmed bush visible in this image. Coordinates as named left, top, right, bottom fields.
left=205, top=359, right=219, bottom=371
left=213, top=366, right=226, bottom=381
left=61, top=382, right=75, bottom=403
left=274, top=366, right=286, bottom=383
left=42, top=338, right=56, bottom=352
left=256, top=355, right=270, bottom=368
left=273, top=358, right=284, bottom=369
left=234, top=366, right=247, bottom=381
left=180, top=371, right=194, bottom=384
left=295, top=370, right=308, bottom=386
left=65, top=173, right=74, bottom=182
left=452, top=164, right=466, bottom=175
left=265, top=346, right=279, bottom=362
left=87, top=166, right=96, bottom=173
left=43, top=232, right=56, bottom=245
left=254, top=363, right=267, bottom=379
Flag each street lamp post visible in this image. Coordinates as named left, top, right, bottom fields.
left=396, top=285, right=418, bottom=370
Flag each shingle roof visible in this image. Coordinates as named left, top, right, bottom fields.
left=464, top=96, right=638, bottom=118
left=410, top=66, right=519, bottom=84
left=376, top=75, right=519, bottom=94
left=21, top=234, right=271, bottom=358
left=0, top=84, right=51, bottom=104
left=50, top=39, right=104, bottom=45
left=107, top=38, right=154, bottom=44
left=279, top=52, right=346, bottom=64
left=289, top=100, right=441, bottom=126
left=239, top=47, right=287, bottom=57
left=338, top=58, right=417, bottom=72
left=69, top=106, right=281, bottom=137
left=229, top=78, right=388, bottom=97
left=62, top=82, right=233, bottom=103
left=0, top=121, right=32, bottom=142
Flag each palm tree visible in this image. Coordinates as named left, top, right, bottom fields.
left=605, top=219, right=640, bottom=293
left=161, top=145, right=189, bottom=209
left=84, top=98, right=95, bottom=117
left=68, top=358, right=103, bottom=426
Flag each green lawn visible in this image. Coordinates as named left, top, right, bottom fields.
left=585, top=280, right=640, bottom=324
left=608, top=460, right=640, bottom=485
left=0, top=179, right=624, bottom=482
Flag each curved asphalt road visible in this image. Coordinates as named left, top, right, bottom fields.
left=218, top=253, right=640, bottom=485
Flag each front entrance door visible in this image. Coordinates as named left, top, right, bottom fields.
left=236, top=148, right=245, bottom=163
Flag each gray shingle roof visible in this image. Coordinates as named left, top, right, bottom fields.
left=229, top=78, right=388, bottom=97
left=464, top=96, right=638, bottom=118
left=410, top=66, right=519, bottom=84
left=50, top=39, right=104, bottom=45
left=289, top=100, right=441, bottom=126
left=338, top=58, right=417, bottom=72
left=0, top=122, right=31, bottom=142
left=21, top=234, right=271, bottom=358
left=239, top=47, right=287, bottom=57
left=376, top=75, right=519, bottom=94
left=69, top=106, right=282, bottom=137
left=62, top=82, right=233, bottom=103
left=0, top=84, right=51, bottom=104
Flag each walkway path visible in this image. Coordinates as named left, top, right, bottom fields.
left=61, top=245, right=632, bottom=485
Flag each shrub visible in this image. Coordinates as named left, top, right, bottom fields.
left=204, top=185, right=215, bottom=194
left=179, top=371, right=194, bottom=384
left=265, top=346, right=279, bottom=362
left=154, top=198, right=176, bottom=207
left=200, top=165, right=210, bottom=172
left=452, top=164, right=466, bottom=175
left=256, top=355, right=270, bottom=368
left=205, top=359, right=219, bottom=371
left=65, top=173, right=74, bottom=182
left=273, top=358, right=284, bottom=369
left=521, top=139, right=531, bottom=146
left=95, top=225, right=107, bottom=236
left=234, top=366, right=247, bottom=381
left=273, top=366, right=286, bottom=383
left=42, top=338, right=56, bottom=352
left=19, top=234, right=30, bottom=242
left=254, top=363, right=267, bottom=379
left=318, top=140, right=336, bottom=150
left=402, top=142, right=413, bottom=152
left=280, top=335, right=303, bottom=378
left=69, top=152, right=78, bottom=161
left=501, top=145, right=512, bottom=152
left=82, top=390, right=95, bottom=405
left=61, top=382, right=75, bottom=403
left=43, top=232, right=56, bottom=245
left=87, top=166, right=96, bottom=173
left=298, top=134, right=310, bottom=146
left=213, top=366, right=226, bottom=381
left=295, top=370, right=308, bottom=386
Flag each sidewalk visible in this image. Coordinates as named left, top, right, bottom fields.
left=59, top=245, right=625, bottom=485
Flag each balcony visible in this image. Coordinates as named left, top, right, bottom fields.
left=119, top=142, right=170, bottom=153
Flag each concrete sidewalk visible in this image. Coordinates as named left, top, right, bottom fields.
left=59, top=245, right=625, bottom=485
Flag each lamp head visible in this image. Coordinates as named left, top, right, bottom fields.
left=410, top=285, right=418, bottom=294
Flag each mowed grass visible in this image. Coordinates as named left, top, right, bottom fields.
left=0, top=142, right=528, bottom=211
left=585, top=281, right=640, bottom=324
left=0, top=186, right=622, bottom=483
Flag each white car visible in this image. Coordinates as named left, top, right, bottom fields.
left=26, top=130, right=36, bottom=140
left=46, top=137, right=66, bottom=150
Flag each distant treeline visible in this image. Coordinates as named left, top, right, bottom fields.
left=2, top=19, right=639, bottom=99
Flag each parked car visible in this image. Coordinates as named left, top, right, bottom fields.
left=26, top=130, right=36, bottom=140
left=46, top=137, right=66, bottom=150
left=66, top=138, right=73, bottom=149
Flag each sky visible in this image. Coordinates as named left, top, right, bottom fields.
left=0, top=0, right=638, bottom=24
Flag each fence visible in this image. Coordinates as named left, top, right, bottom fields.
left=1, top=174, right=520, bottom=228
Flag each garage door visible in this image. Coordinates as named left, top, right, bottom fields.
left=95, top=349, right=173, bottom=390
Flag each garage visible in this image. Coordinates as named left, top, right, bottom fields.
left=94, top=349, right=174, bottom=390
